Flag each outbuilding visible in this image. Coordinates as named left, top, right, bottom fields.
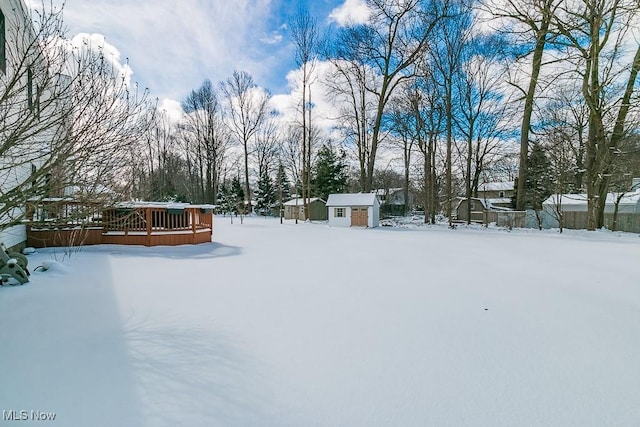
left=283, top=197, right=327, bottom=221
left=326, top=193, right=380, bottom=227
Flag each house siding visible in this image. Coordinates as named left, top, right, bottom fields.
left=0, top=224, right=26, bottom=251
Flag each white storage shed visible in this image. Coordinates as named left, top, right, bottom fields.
left=326, top=193, right=380, bottom=227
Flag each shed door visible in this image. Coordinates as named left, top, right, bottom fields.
left=351, top=207, right=368, bottom=226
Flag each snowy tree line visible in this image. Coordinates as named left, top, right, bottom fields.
left=3, top=0, right=639, bottom=230
left=124, top=0, right=639, bottom=228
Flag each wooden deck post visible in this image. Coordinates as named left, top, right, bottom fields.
left=146, top=208, right=152, bottom=246
left=191, top=209, right=197, bottom=243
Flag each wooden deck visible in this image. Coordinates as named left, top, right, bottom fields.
left=26, top=201, right=214, bottom=248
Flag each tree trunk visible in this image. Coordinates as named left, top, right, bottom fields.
left=516, top=20, right=550, bottom=210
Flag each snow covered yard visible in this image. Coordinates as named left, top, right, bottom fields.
left=1, top=218, right=639, bottom=427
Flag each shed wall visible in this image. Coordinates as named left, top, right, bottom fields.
left=328, top=207, right=351, bottom=227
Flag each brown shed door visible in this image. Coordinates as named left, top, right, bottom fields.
left=351, top=207, right=368, bottom=226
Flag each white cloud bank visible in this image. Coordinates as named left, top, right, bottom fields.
left=55, top=0, right=281, bottom=100
left=328, top=0, right=371, bottom=26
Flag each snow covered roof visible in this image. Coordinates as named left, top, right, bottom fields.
left=478, top=181, right=515, bottom=192
left=542, top=191, right=640, bottom=213
left=453, top=197, right=514, bottom=211
left=283, top=197, right=325, bottom=206
left=485, top=198, right=513, bottom=207
left=327, top=193, right=379, bottom=207
left=114, top=201, right=216, bottom=210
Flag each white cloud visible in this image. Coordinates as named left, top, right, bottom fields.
left=328, top=0, right=371, bottom=26
left=260, top=31, right=284, bottom=45
left=56, top=0, right=278, bottom=101
left=73, top=33, right=134, bottom=85
left=158, top=98, right=184, bottom=123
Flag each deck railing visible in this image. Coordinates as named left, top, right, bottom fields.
left=26, top=200, right=214, bottom=247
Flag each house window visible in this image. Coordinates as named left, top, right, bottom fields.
left=27, top=67, right=34, bottom=111
left=31, top=164, right=37, bottom=187
left=0, top=9, right=5, bottom=74
left=469, top=201, right=475, bottom=210
left=35, top=84, right=41, bottom=118
left=499, top=191, right=505, bottom=198
left=334, top=207, right=345, bottom=218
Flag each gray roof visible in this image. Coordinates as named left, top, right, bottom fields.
left=326, top=193, right=379, bottom=207
left=283, top=197, right=324, bottom=206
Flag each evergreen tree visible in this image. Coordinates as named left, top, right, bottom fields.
left=511, top=143, right=553, bottom=210
left=312, top=144, right=348, bottom=201
left=231, top=176, right=245, bottom=214
left=255, top=169, right=276, bottom=215
left=216, top=183, right=230, bottom=214
left=526, top=142, right=553, bottom=210
left=276, top=162, right=292, bottom=202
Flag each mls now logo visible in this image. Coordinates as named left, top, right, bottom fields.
left=3, top=409, right=56, bottom=421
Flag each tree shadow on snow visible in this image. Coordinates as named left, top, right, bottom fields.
left=0, top=251, right=146, bottom=427
left=96, top=241, right=242, bottom=261
left=123, top=316, right=294, bottom=426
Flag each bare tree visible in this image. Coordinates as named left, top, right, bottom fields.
left=429, top=0, right=472, bottom=224
left=389, top=83, right=420, bottom=215
left=454, top=35, right=511, bottom=223
left=290, top=8, right=319, bottom=220
left=480, top=0, right=562, bottom=210
left=1, top=3, right=151, bottom=240
left=327, top=0, right=450, bottom=193
left=411, top=68, right=445, bottom=223
left=220, top=70, right=270, bottom=212
left=552, top=0, right=640, bottom=229
left=182, top=79, right=231, bottom=204
left=253, top=117, right=280, bottom=180
left=281, top=125, right=303, bottom=223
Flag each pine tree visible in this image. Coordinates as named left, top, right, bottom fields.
left=217, top=183, right=230, bottom=215
left=276, top=162, right=292, bottom=202
left=526, top=142, right=553, bottom=210
left=231, top=176, right=245, bottom=214
left=255, top=169, right=276, bottom=215
left=312, top=144, right=348, bottom=201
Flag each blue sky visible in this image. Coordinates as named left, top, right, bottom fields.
left=52, top=0, right=363, bottom=103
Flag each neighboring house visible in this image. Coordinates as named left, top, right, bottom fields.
left=283, top=198, right=327, bottom=221
left=476, top=181, right=515, bottom=208
left=374, top=188, right=416, bottom=216
left=542, top=188, right=640, bottom=232
left=326, top=193, right=380, bottom=227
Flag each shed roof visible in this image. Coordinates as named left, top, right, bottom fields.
left=326, top=193, right=379, bottom=207
left=283, top=197, right=325, bottom=206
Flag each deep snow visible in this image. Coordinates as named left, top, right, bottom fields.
left=1, top=217, right=639, bottom=426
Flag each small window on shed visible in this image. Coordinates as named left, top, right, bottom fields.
left=499, top=191, right=505, bottom=198
left=469, top=201, right=475, bottom=210
left=335, top=207, right=345, bottom=218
